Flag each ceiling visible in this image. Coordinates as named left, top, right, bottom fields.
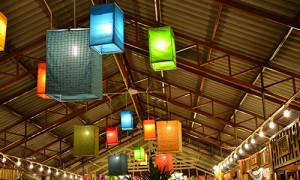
left=1, top=0, right=300, bottom=177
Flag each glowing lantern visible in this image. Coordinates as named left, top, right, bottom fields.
left=121, top=111, right=133, bottom=130
left=106, top=127, right=118, bottom=145
left=134, top=147, right=145, bottom=161
left=0, top=12, right=7, bottom=51
left=36, top=63, right=51, bottom=99
left=156, top=121, right=182, bottom=153
left=143, top=119, right=156, bottom=140
left=73, top=125, right=99, bottom=156
left=45, top=29, right=102, bottom=102
left=139, top=153, right=148, bottom=166
left=148, top=26, right=176, bottom=71
left=108, top=154, right=128, bottom=176
left=155, top=154, right=173, bottom=172
left=90, top=3, right=124, bottom=54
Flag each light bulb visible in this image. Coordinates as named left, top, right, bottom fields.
left=2, top=157, right=6, bottom=163
left=230, top=157, right=233, bottom=162
left=72, top=45, right=79, bottom=57
left=239, top=148, right=243, bottom=154
left=251, top=137, right=255, bottom=144
left=244, top=143, right=249, bottom=149
left=70, top=174, right=73, bottom=179
left=64, top=173, right=67, bottom=177
left=75, top=176, right=78, bottom=179
left=56, top=171, right=59, bottom=176
left=259, top=131, right=264, bottom=137
left=223, top=163, right=226, bottom=167
left=85, top=131, right=89, bottom=135
left=47, top=168, right=51, bottom=174
left=233, top=153, right=238, bottom=159
left=167, top=125, right=171, bottom=130
left=226, top=160, right=229, bottom=164
left=80, top=177, right=83, bottom=180
left=283, top=109, right=290, bottom=117
left=17, top=160, right=21, bottom=166
left=220, top=165, right=223, bottom=170
left=29, top=164, right=33, bottom=169
left=39, top=166, right=43, bottom=172
left=269, top=121, right=275, bottom=129
left=213, top=165, right=218, bottom=170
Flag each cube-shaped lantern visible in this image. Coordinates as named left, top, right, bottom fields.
left=121, top=111, right=133, bottom=130
left=143, top=119, right=156, bottom=140
left=73, top=125, right=99, bottom=156
left=134, top=147, right=145, bottom=161
left=36, top=63, right=51, bottom=99
left=139, top=153, right=148, bottom=166
left=155, top=154, right=173, bottom=172
left=148, top=26, right=176, bottom=71
left=0, top=12, right=7, bottom=51
left=90, top=3, right=124, bottom=54
left=108, top=154, right=128, bottom=176
left=157, top=121, right=182, bottom=153
left=106, top=127, right=118, bottom=145
left=46, top=29, right=102, bottom=102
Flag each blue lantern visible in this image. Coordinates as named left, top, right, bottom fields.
left=121, top=111, right=133, bottom=130
left=90, top=3, right=124, bottom=54
left=108, top=154, right=128, bottom=176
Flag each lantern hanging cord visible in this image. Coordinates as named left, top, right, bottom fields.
left=73, top=0, right=76, bottom=28
left=43, top=0, right=52, bottom=30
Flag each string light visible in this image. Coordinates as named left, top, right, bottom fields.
left=239, top=148, right=243, bottom=154
left=244, top=143, right=249, bottom=149
left=70, top=174, right=73, bottom=179
left=233, top=153, right=237, bottom=159
left=39, top=166, right=44, bottom=172
left=283, top=109, right=290, bottom=117
left=29, top=163, right=33, bottom=169
left=75, top=176, right=78, bottom=179
left=269, top=121, right=275, bottom=129
left=47, top=168, right=51, bottom=174
left=56, top=170, right=60, bottom=176
left=229, top=157, right=233, bottom=162
left=64, top=172, right=67, bottom=177
left=226, top=160, right=229, bottom=164
left=16, top=159, right=21, bottom=166
left=251, top=137, right=255, bottom=144
left=259, top=130, right=264, bottom=137
left=2, top=157, right=6, bottom=163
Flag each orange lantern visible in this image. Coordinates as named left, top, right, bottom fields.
left=0, top=12, right=7, bottom=51
left=157, top=120, right=182, bottom=153
left=36, top=63, right=51, bottom=99
left=155, top=154, right=173, bottom=172
left=106, top=127, right=118, bottom=145
left=143, top=119, right=156, bottom=140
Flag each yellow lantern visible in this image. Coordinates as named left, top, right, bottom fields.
left=0, top=12, right=7, bottom=51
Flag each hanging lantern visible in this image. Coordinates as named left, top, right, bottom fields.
left=0, top=12, right=7, bottom=51
left=134, top=147, right=145, bottom=161
left=73, top=125, right=99, bottom=156
left=90, top=3, right=124, bottom=54
left=36, top=63, right=51, bottom=99
left=108, top=154, right=128, bottom=176
left=139, top=153, right=148, bottom=166
left=121, top=111, right=133, bottom=130
left=155, top=154, right=173, bottom=172
left=106, top=127, right=118, bottom=145
left=148, top=26, right=176, bottom=71
left=45, top=29, right=103, bottom=102
left=156, top=121, right=182, bottom=153
left=143, top=119, right=156, bottom=140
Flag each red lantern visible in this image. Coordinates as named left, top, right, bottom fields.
left=155, top=154, right=173, bottom=172
left=36, top=63, right=51, bottom=99
left=143, top=120, right=156, bottom=140
left=106, top=127, right=118, bottom=145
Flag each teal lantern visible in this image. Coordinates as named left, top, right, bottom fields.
left=108, top=154, right=128, bottom=176
left=148, top=26, right=176, bottom=71
left=90, top=3, right=124, bottom=54
left=73, top=125, right=99, bottom=156
left=134, top=147, right=145, bottom=161
left=46, top=29, right=103, bottom=102
left=121, top=111, right=133, bottom=130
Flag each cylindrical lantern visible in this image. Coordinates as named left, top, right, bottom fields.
left=148, top=26, right=176, bottom=71
left=108, top=154, right=128, bottom=176
left=157, top=121, right=182, bottom=153
left=90, top=3, right=124, bottom=54
left=155, top=154, right=173, bottom=172
left=106, top=127, right=118, bottom=145
left=134, top=147, right=145, bottom=161
left=143, top=119, right=156, bottom=140
left=36, top=63, right=51, bottom=99
left=121, top=111, right=133, bottom=130
left=45, top=29, right=103, bottom=102
left=73, top=125, right=99, bottom=156
left=0, top=12, right=7, bottom=51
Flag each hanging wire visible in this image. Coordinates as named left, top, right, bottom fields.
left=43, top=0, right=52, bottom=30
left=73, top=0, right=76, bottom=28
left=147, top=89, right=150, bottom=120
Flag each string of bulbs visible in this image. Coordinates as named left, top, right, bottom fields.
left=0, top=152, right=82, bottom=179
left=214, top=90, right=300, bottom=173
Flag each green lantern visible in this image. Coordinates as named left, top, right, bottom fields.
left=134, top=147, right=145, bottom=161
left=148, top=26, right=176, bottom=71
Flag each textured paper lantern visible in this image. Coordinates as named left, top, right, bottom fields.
left=90, top=3, right=124, bottom=54
left=155, top=154, right=173, bottom=172
left=106, top=127, right=118, bottom=145
left=134, top=147, right=145, bottom=161
left=143, top=119, right=156, bottom=140
left=148, top=26, right=176, bottom=71
left=156, top=121, right=182, bottom=153
left=46, top=29, right=102, bottom=102
left=0, top=12, right=7, bottom=51
left=139, top=153, right=148, bottom=165
left=108, top=154, right=128, bottom=176
left=73, top=125, right=99, bottom=156
left=121, top=111, right=133, bottom=130
left=36, top=63, right=51, bottom=99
